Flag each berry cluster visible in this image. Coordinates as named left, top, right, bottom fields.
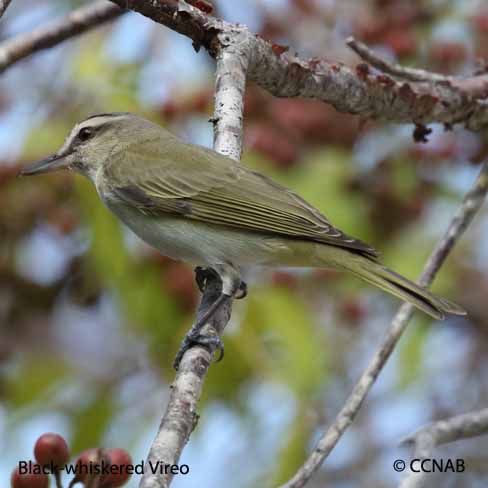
left=11, top=433, right=132, bottom=488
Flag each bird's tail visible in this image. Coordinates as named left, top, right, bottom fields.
left=340, top=256, right=466, bottom=320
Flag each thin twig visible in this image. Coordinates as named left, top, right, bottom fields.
left=402, top=408, right=488, bottom=450
left=0, top=0, right=12, bottom=19
left=399, top=408, right=488, bottom=488
left=279, top=161, right=488, bottom=488
left=346, top=36, right=448, bottom=82
left=346, top=36, right=488, bottom=99
left=0, top=1, right=123, bottom=73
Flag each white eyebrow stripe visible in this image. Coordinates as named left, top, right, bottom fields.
left=77, top=114, right=127, bottom=129
left=59, top=115, right=127, bottom=153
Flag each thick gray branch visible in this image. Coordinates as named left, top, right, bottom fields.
left=399, top=408, right=488, bottom=488
left=0, top=1, right=123, bottom=73
left=0, top=0, right=486, bottom=129
left=110, top=0, right=488, bottom=131
left=279, top=161, right=488, bottom=488
left=212, top=28, right=249, bottom=160
left=139, top=275, right=233, bottom=488
left=138, top=20, right=247, bottom=486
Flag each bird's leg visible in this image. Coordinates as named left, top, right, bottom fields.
left=173, top=264, right=244, bottom=370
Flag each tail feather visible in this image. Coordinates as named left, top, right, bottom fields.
left=346, top=259, right=466, bottom=320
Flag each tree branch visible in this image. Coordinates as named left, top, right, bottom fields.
left=109, top=0, right=488, bottom=131
left=399, top=408, right=488, bottom=488
left=138, top=13, right=248, bottom=487
left=211, top=25, right=249, bottom=160
left=0, top=0, right=486, bottom=130
left=0, top=1, right=123, bottom=73
left=279, top=161, right=488, bottom=488
left=346, top=37, right=448, bottom=83
left=139, top=275, right=233, bottom=488
left=346, top=37, right=488, bottom=99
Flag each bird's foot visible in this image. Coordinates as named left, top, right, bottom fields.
left=177, top=266, right=245, bottom=370
left=173, top=330, right=224, bottom=370
left=173, top=290, right=229, bottom=370
left=194, top=266, right=219, bottom=293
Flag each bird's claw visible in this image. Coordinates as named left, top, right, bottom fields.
left=173, top=331, right=225, bottom=370
left=178, top=267, right=243, bottom=371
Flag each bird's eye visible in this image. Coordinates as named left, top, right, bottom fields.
left=78, top=127, right=93, bottom=141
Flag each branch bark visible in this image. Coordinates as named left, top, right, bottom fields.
left=1, top=0, right=487, bottom=130
left=0, top=1, right=123, bottom=73
left=109, top=0, right=488, bottom=131
left=138, top=15, right=248, bottom=487
left=399, top=408, right=488, bottom=488
left=139, top=275, right=233, bottom=488
left=279, top=161, right=488, bottom=488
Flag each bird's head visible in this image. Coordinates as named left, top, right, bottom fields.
left=19, top=112, right=164, bottom=181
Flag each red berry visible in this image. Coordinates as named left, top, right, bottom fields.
left=11, top=466, right=49, bottom=488
left=74, top=448, right=104, bottom=483
left=101, top=449, right=133, bottom=487
left=34, top=433, right=70, bottom=469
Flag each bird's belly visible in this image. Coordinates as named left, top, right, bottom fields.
left=104, top=200, right=291, bottom=266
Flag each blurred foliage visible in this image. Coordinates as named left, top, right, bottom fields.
left=1, top=1, right=488, bottom=488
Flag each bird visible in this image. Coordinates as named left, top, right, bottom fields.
left=19, top=112, right=466, bottom=366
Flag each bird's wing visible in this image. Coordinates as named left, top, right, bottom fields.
left=104, top=139, right=378, bottom=258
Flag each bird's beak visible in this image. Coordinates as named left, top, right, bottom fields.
left=18, top=152, right=71, bottom=177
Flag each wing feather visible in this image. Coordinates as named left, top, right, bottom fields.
left=103, top=139, right=378, bottom=258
